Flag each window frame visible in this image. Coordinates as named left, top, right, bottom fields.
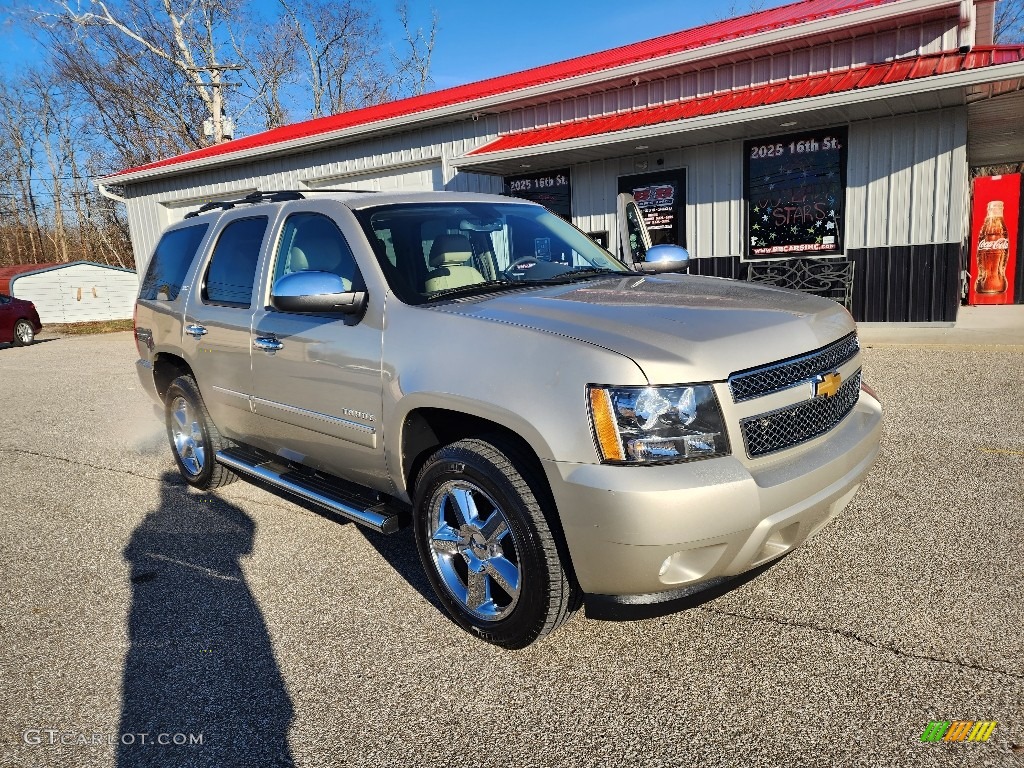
left=267, top=211, right=363, bottom=307
left=201, top=215, right=270, bottom=309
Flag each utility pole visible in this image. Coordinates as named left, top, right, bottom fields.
left=185, top=64, right=243, bottom=144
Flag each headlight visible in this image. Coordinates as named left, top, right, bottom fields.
left=588, top=384, right=730, bottom=464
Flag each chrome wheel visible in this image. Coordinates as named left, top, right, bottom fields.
left=170, top=395, right=205, bottom=476
left=14, top=321, right=33, bottom=345
left=426, top=480, right=521, bottom=622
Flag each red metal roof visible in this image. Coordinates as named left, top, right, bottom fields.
left=109, top=0, right=903, bottom=180
left=467, top=47, right=1024, bottom=156
left=0, top=263, right=63, bottom=294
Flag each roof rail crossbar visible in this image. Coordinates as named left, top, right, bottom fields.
left=241, top=190, right=305, bottom=203
left=183, top=189, right=306, bottom=218
left=184, top=200, right=237, bottom=218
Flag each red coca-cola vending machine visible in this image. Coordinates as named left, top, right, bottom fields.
left=968, top=174, right=1020, bottom=305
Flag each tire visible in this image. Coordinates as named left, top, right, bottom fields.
left=164, top=375, right=237, bottom=489
left=412, top=436, right=578, bottom=648
left=12, top=320, right=34, bottom=346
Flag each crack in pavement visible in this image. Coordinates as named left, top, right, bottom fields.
left=701, top=605, right=1024, bottom=682
left=0, top=447, right=167, bottom=483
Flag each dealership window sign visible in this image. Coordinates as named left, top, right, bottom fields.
left=744, top=128, right=847, bottom=259
left=503, top=169, right=572, bottom=221
left=618, top=170, right=686, bottom=247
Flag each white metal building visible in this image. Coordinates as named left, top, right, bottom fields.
left=0, top=262, right=139, bottom=324
left=99, top=0, right=1024, bottom=322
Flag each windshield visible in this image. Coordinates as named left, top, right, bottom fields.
left=354, top=202, right=630, bottom=304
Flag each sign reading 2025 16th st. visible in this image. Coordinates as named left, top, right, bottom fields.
left=744, top=128, right=847, bottom=259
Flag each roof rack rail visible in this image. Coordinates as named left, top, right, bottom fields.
left=184, top=200, right=236, bottom=218
left=183, top=189, right=306, bottom=218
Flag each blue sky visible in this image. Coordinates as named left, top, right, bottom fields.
left=395, top=0, right=790, bottom=89
left=1, top=1, right=792, bottom=90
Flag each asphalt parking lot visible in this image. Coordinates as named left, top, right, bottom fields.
left=1, top=331, right=1022, bottom=767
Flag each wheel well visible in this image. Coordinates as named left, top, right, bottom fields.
left=403, top=409, right=511, bottom=492
left=153, top=354, right=194, bottom=402
left=401, top=407, right=582, bottom=598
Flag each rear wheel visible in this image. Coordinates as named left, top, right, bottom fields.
left=165, top=375, right=237, bottom=489
left=12, top=320, right=34, bottom=346
left=413, top=437, right=578, bottom=648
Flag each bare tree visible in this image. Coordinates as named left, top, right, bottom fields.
left=995, top=0, right=1024, bottom=43
left=275, top=0, right=436, bottom=118
left=37, top=0, right=439, bottom=168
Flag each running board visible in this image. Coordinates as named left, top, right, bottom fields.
left=216, top=447, right=403, bottom=534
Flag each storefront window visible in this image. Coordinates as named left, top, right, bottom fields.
left=503, top=169, right=572, bottom=221
left=744, top=127, right=848, bottom=259
left=617, top=170, right=686, bottom=248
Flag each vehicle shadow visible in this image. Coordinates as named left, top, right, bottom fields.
left=237, top=474, right=441, bottom=611
left=357, top=526, right=442, bottom=611
left=0, top=338, right=59, bottom=350
left=118, top=473, right=294, bottom=767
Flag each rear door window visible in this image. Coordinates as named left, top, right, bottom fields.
left=139, top=224, right=209, bottom=301
left=203, top=217, right=269, bottom=307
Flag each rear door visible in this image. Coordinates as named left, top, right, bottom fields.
left=182, top=212, right=272, bottom=442
left=249, top=207, right=386, bottom=488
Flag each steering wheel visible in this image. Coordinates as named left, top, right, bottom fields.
left=505, top=256, right=539, bottom=277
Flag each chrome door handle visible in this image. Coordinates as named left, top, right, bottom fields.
left=253, top=336, right=284, bottom=352
left=185, top=323, right=207, bottom=339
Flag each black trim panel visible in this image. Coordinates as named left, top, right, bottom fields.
left=688, top=241, right=962, bottom=322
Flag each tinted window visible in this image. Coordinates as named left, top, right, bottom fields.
left=272, top=212, right=360, bottom=292
left=203, top=217, right=268, bottom=307
left=139, top=224, right=209, bottom=301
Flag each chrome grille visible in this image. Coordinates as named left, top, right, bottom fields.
left=728, top=332, right=859, bottom=403
left=739, top=369, right=862, bottom=458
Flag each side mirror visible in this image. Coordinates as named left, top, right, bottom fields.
left=271, top=271, right=367, bottom=315
left=638, top=244, right=690, bottom=274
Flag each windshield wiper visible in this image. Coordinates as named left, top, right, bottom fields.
left=424, top=280, right=520, bottom=301
left=518, top=267, right=625, bottom=285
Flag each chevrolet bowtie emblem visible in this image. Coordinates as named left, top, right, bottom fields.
left=814, top=371, right=842, bottom=398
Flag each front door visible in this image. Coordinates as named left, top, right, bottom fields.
left=249, top=210, right=386, bottom=490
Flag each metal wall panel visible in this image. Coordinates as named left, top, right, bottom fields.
left=124, top=118, right=503, bottom=271
left=501, top=18, right=960, bottom=138
left=570, top=107, right=968, bottom=263
left=845, top=107, right=968, bottom=250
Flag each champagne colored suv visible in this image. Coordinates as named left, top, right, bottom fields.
left=134, top=190, right=882, bottom=648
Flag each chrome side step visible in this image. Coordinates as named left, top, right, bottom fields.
left=216, top=447, right=403, bottom=535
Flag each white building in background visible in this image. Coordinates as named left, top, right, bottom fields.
left=98, top=0, right=1024, bottom=322
left=0, top=262, right=138, bottom=323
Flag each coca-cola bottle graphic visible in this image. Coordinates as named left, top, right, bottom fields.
left=975, top=200, right=1010, bottom=294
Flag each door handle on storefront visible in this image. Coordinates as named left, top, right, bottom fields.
left=253, top=336, right=284, bottom=353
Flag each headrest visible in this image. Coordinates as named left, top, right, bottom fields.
left=428, top=234, right=474, bottom=268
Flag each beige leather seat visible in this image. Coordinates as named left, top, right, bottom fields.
left=288, top=233, right=352, bottom=291
left=424, top=234, right=485, bottom=293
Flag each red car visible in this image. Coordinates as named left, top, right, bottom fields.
left=0, top=294, right=42, bottom=346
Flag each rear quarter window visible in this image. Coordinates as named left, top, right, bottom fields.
left=139, top=224, right=209, bottom=301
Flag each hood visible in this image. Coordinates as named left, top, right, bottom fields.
left=433, top=273, right=855, bottom=383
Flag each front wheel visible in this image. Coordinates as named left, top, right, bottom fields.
left=12, top=320, right=34, bottom=346
left=413, top=437, right=578, bottom=648
left=164, top=375, right=237, bottom=489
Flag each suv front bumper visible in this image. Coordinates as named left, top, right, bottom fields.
left=542, top=392, right=882, bottom=600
